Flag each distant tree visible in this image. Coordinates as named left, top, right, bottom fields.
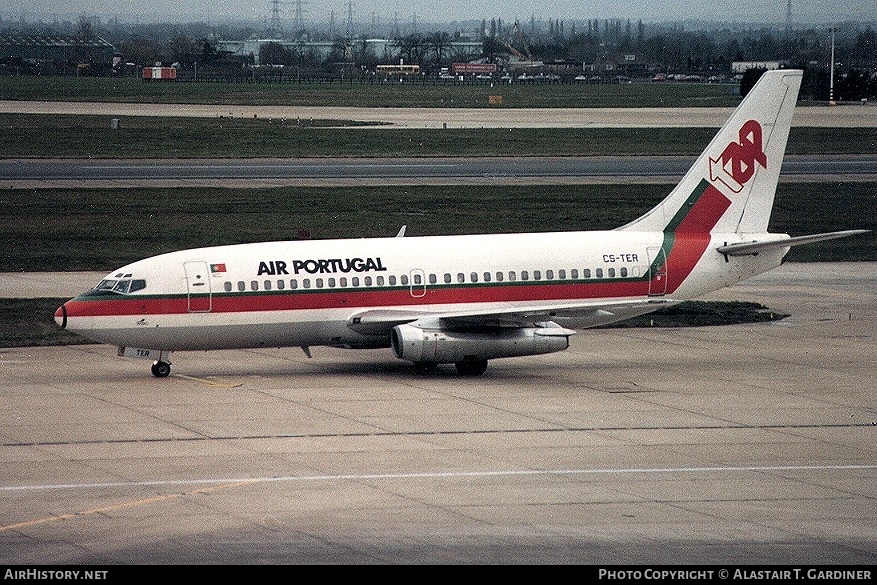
left=835, top=69, right=873, bottom=101
left=740, top=67, right=767, bottom=98
left=428, top=32, right=451, bottom=65
left=328, top=38, right=350, bottom=63
left=76, top=17, right=94, bottom=43
left=71, top=17, right=95, bottom=64
left=851, top=27, right=876, bottom=67
left=118, top=35, right=160, bottom=66
left=259, top=41, right=293, bottom=65
left=167, top=34, right=197, bottom=66
left=197, top=39, right=220, bottom=66
left=481, top=36, right=502, bottom=63
left=397, top=34, right=424, bottom=65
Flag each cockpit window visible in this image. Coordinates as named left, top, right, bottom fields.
left=86, top=278, right=147, bottom=296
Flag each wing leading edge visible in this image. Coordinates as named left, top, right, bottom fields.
left=346, top=297, right=678, bottom=336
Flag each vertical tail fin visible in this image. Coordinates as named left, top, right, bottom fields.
left=620, top=69, right=803, bottom=235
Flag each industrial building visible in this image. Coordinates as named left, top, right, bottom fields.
left=0, top=33, right=116, bottom=65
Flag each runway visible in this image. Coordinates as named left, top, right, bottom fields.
left=2, top=155, right=876, bottom=189
left=3, top=100, right=876, bottom=128
left=1, top=263, right=875, bottom=564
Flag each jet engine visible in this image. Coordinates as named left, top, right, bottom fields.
left=390, top=322, right=572, bottom=367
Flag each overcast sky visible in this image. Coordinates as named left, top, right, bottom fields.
left=3, top=1, right=877, bottom=26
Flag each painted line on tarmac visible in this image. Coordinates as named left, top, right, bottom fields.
left=0, top=479, right=260, bottom=534
left=2, top=464, right=875, bottom=494
left=175, top=373, right=242, bottom=388
left=3, top=464, right=873, bottom=533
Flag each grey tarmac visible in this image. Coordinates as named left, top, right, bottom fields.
left=0, top=263, right=875, bottom=564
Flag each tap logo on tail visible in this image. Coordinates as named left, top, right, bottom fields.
left=708, top=119, right=767, bottom=193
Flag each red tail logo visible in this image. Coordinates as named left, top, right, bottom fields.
left=709, top=119, right=767, bottom=193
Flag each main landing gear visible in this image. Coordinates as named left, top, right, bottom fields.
left=455, top=358, right=488, bottom=376
left=414, top=359, right=489, bottom=376
left=151, top=360, right=171, bottom=378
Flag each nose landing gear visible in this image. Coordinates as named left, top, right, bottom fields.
left=151, top=361, right=171, bottom=378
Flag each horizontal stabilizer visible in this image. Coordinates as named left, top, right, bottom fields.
left=716, top=230, right=869, bottom=256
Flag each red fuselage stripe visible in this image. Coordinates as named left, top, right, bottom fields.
left=64, top=278, right=656, bottom=317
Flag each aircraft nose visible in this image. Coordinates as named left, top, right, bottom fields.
left=54, top=303, right=67, bottom=329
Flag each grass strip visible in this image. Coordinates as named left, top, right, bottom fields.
left=2, top=182, right=873, bottom=272
left=2, top=114, right=876, bottom=157
left=0, top=77, right=744, bottom=108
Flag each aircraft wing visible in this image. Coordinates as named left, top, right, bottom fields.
left=346, top=297, right=678, bottom=336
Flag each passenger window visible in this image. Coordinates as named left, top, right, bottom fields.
left=237, top=281, right=246, bottom=291
left=316, top=278, right=323, bottom=288
left=251, top=280, right=259, bottom=291
left=290, top=279, right=298, bottom=289
left=521, top=271, right=528, bottom=281
left=608, top=268, right=615, bottom=278
left=277, top=280, right=285, bottom=290
left=389, top=275, right=396, bottom=286
left=595, top=268, right=603, bottom=278
left=224, top=282, right=232, bottom=292
left=583, top=269, right=591, bottom=278
left=340, top=277, right=347, bottom=287
left=303, top=279, right=311, bottom=289
left=264, top=280, right=272, bottom=291
left=533, top=270, right=541, bottom=280
left=457, top=273, right=465, bottom=284
left=402, top=274, right=410, bottom=285
left=352, top=277, right=360, bottom=286
left=328, top=277, right=336, bottom=287
left=508, top=271, right=516, bottom=281
left=471, top=272, right=478, bottom=283
left=444, top=273, right=452, bottom=284
left=483, top=272, right=491, bottom=282
left=559, top=269, right=566, bottom=279
left=496, top=272, right=504, bottom=282
left=412, top=274, right=421, bottom=285
left=570, top=269, right=578, bottom=279
left=620, top=267, right=628, bottom=277
left=376, top=276, right=384, bottom=286
left=429, top=274, right=437, bottom=285
left=364, top=276, right=372, bottom=286
left=546, top=270, right=554, bottom=280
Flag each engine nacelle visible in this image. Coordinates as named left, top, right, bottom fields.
left=390, top=323, right=571, bottom=365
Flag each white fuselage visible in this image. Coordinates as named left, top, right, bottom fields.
left=56, top=229, right=786, bottom=352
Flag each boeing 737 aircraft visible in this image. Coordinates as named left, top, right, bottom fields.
left=55, top=69, right=866, bottom=377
